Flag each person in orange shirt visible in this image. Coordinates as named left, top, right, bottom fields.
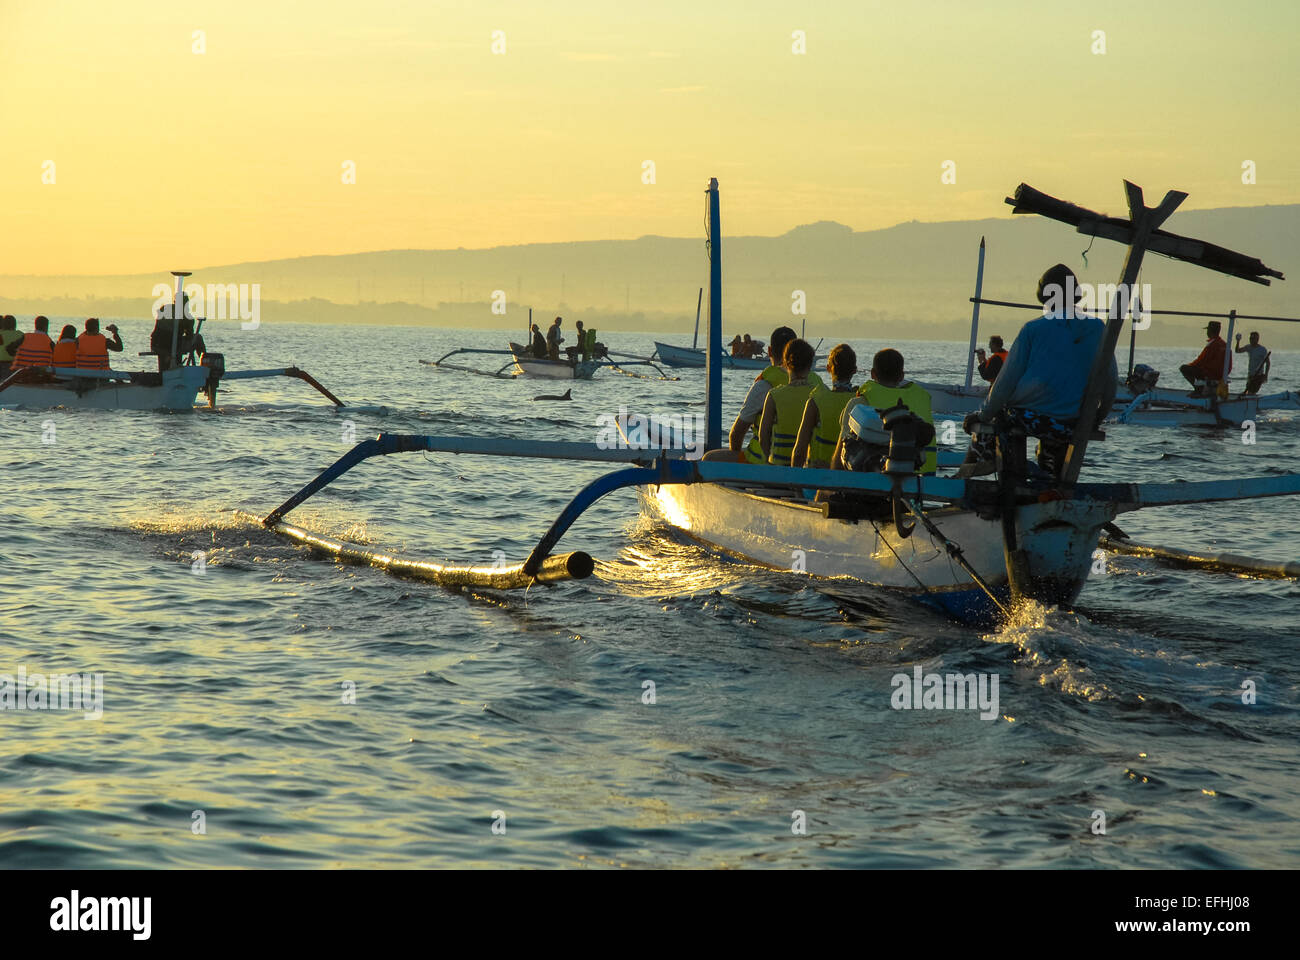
left=1179, top=321, right=1230, bottom=396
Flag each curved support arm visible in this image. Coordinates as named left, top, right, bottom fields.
left=284, top=367, right=345, bottom=406
left=521, top=466, right=665, bottom=575
left=262, top=435, right=397, bottom=525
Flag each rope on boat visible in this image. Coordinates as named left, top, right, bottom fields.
left=901, top=497, right=1013, bottom=619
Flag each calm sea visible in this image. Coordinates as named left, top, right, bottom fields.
left=1, top=318, right=1297, bottom=868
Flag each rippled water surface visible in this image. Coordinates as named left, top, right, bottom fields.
left=2, top=318, right=1298, bottom=868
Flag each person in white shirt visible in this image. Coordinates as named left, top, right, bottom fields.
left=1234, top=331, right=1271, bottom=395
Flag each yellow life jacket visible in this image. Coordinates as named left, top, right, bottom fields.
left=744, top=366, right=824, bottom=462
left=764, top=380, right=818, bottom=465
left=857, top=380, right=937, bottom=473
left=808, top=385, right=855, bottom=466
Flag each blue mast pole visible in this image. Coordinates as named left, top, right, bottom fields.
left=706, top=178, right=722, bottom=451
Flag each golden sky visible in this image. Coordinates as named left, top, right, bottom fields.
left=1, top=0, right=1296, bottom=275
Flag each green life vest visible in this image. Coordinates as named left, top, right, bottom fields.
left=857, top=380, right=937, bottom=474
left=765, top=380, right=818, bottom=465
left=582, top=329, right=597, bottom=352
left=808, top=385, right=855, bottom=466
left=744, top=366, right=825, bottom=462
left=0, top=328, right=22, bottom=360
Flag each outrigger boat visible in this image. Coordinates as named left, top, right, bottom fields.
left=651, top=292, right=825, bottom=370
left=423, top=343, right=675, bottom=380
left=258, top=178, right=1300, bottom=626
left=0, top=272, right=360, bottom=413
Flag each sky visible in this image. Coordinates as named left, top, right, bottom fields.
left=1, top=0, right=1297, bottom=275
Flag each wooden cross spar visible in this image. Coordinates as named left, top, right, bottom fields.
left=1004, top=181, right=1285, bottom=484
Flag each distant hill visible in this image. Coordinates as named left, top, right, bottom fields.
left=3, top=203, right=1297, bottom=347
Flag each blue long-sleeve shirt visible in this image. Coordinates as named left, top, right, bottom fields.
left=979, top=310, right=1118, bottom=422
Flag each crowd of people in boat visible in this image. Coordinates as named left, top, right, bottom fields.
left=528, top=316, right=606, bottom=365
left=702, top=262, right=1278, bottom=484
left=1178, top=321, right=1272, bottom=397
left=706, top=264, right=1111, bottom=481
left=727, top=334, right=766, bottom=359
left=0, top=315, right=123, bottom=377
left=0, top=302, right=212, bottom=380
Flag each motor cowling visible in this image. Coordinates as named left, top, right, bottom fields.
left=842, top=402, right=890, bottom=472
left=880, top=401, right=934, bottom=476
left=200, top=352, right=225, bottom=407
left=1127, top=363, right=1160, bottom=395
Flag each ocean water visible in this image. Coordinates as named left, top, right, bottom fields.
left=1, top=318, right=1298, bottom=869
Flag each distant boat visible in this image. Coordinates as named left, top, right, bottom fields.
left=506, top=342, right=599, bottom=379
left=651, top=340, right=767, bottom=370
left=0, top=271, right=353, bottom=412
left=0, top=364, right=210, bottom=411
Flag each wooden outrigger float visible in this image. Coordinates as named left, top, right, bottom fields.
left=0, top=272, right=362, bottom=412
left=259, top=178, right=1300, bottom=625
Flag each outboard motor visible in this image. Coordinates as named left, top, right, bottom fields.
left=201, top=352, right=225, bottom=408
left=842, top=402, right=890, bottom=473
left=879, top=400, right=935, bottom=539
left=1127, top=363, right=1160, bottom=395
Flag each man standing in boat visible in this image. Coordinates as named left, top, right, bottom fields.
left=1178, top=320, right=1230, bottom=396
left=958, top=263, right=1117, bottom=480
left=703, top=325, right=824, bottom=463
left=546, top=316, right=564, bottom=361
left=1234, top=330, right=1270, bottom=395
left=976, top=335, right=1007, bottom=383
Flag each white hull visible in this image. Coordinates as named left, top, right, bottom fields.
left=643, top=481, right=1115, bottom=623
left=0, top=366, right=207, bottom=411
left=507, top=343, right=598, bottom=380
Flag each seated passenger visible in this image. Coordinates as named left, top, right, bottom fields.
left=529, top=323, right=547, bottom=359
left=792, top=343, right=857, bottom=468
left=76, top=318, right=123, bottom=370
left=10, top=316, right=55, bottom=369
left=759, top=338, right=818, bottom=465
left=958, top=263, right=1117, bottom=479
left=1179, top=321, right=1230, bottom=396
left=52, top=325, right=79, bottom=368
left=0, top=315, right=23, bottom=374
left=703, top=326, right=824, bottom=462
left=833, top=348, right=937, bottom=474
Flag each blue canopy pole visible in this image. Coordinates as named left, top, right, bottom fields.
left=706, top=178, right=722, bottom=450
